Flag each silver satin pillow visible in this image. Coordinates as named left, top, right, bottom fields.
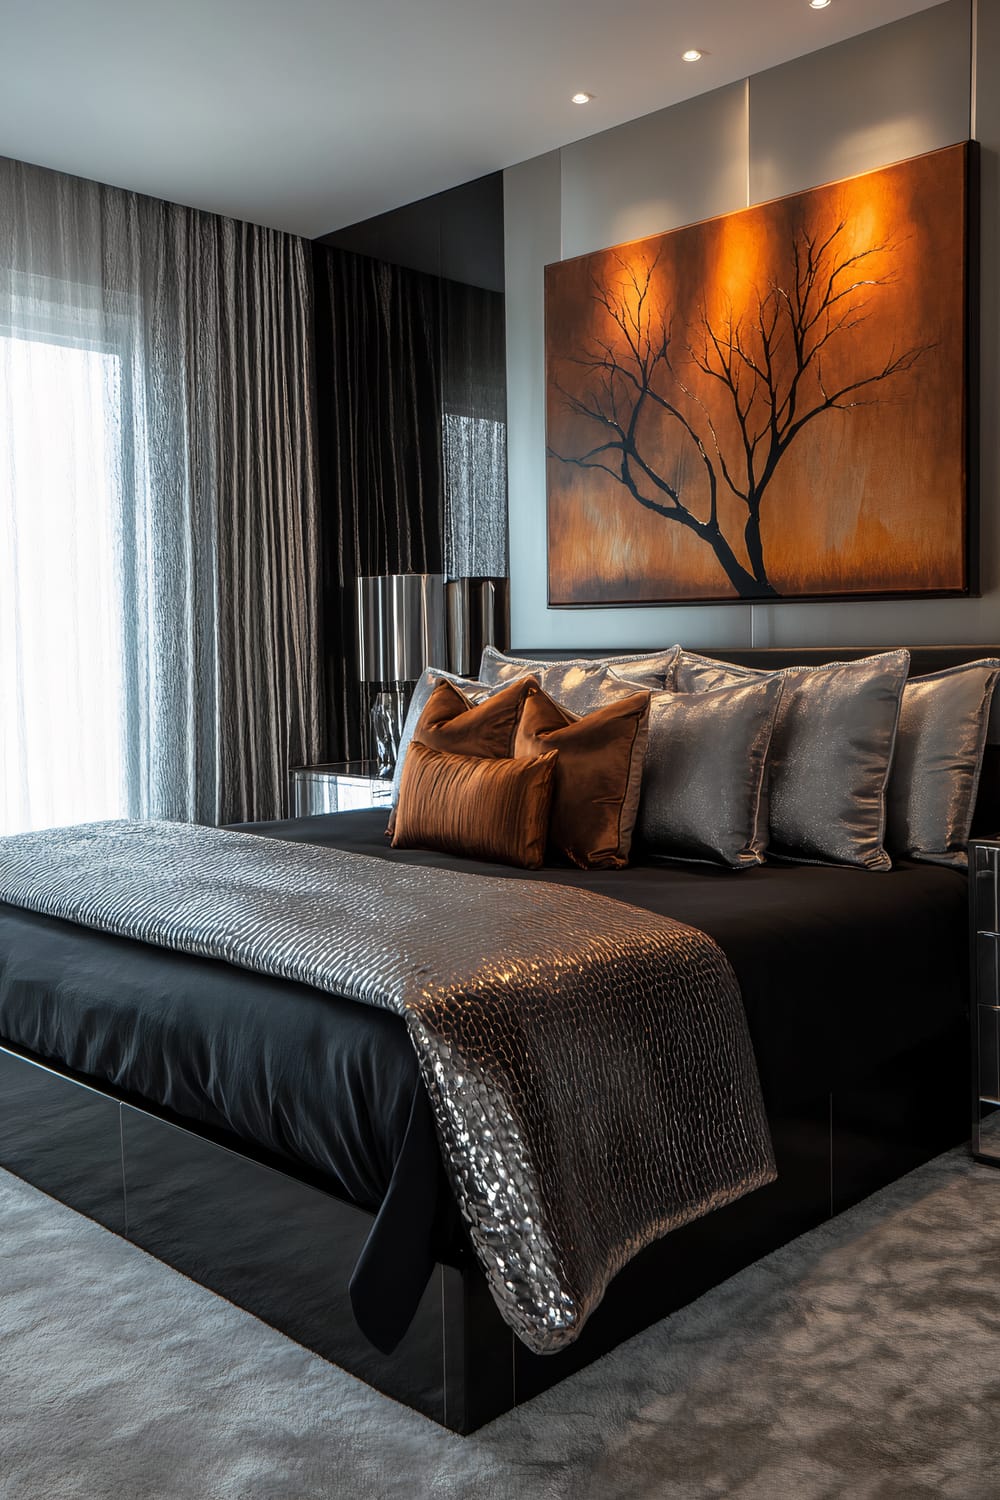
left=767, top=650, right=910, bottom=871
left=479, top=644, right=680, bottom=695
left=671, top=650, right=758, bottom=693
left=617, top=675, right=785, bottom=869
left=392, top=668, right=503, bottom=806
left=886, top=660, right=1000, bottom=869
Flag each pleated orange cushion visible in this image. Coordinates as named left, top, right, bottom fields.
left=391, top=741, right=558, bottom=868
left=387, top=675, right=539, bottom=836
left=514, top=687, right=650, bottom=869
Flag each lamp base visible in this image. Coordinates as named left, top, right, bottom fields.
left=369, top=687, right=409, bottom=778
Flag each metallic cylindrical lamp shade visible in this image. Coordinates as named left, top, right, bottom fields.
left=356, top=574, right=447, bottom=683
left=446, top=577, right=510, bottom=677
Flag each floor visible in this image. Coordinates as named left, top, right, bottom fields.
left=2, top=1142, right=999, bottom=1500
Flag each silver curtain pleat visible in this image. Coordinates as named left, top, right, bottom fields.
left=0, top=156, right=324, bottom=826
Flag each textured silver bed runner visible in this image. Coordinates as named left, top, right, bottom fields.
left=0, top=820, right=775, bottom=1353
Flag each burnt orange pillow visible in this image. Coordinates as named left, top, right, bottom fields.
left=514, top=687, right=650, bottom=869
left=391, top=741, right=558, bottom=868
left=411, top=675, right=538, bottom=758
left=387, top=675, right=539, bottom=836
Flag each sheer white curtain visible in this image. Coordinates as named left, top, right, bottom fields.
left=0, top=286, right=130, bottom=833
left=0, top=158, right=324, bottom=833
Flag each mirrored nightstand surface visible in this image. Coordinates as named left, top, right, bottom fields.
left=289, top=761, right=393, bottom=818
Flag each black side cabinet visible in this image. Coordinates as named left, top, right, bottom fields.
left=970, top=840, right=1000, bottom=1164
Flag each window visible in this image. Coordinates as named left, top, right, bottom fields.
left=0, top=314, right=129, bottom=834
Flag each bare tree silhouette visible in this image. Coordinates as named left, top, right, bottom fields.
left=549, top=222, right=931, bottom=598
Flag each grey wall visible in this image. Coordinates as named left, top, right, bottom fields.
left=504, top=0, right=996, bottom=650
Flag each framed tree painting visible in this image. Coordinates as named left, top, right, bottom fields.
left=545, top=142, right=974, bottom=606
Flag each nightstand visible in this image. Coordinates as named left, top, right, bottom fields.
left=971, top=840, right=1000, bottom=1164
left=288, top=761, right=393, bottom=818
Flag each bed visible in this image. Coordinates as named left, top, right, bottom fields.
left=0, top=645, right=988, bottom=1431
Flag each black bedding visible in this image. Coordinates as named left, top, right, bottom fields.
left=281, top=811, right=966, bottom=1106
left=0, top=808, right=968, bottom=1348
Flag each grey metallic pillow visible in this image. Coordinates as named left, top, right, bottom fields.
left=886, top=660, right=1000, bottom=869
left=477, top=649, right=672, bottom=717
left=617, top=675, right=785, bottom=869
left=671, top=650, right=758, bottom=693
left=767, top=650, right=910, bottom=871
left=479, top=644, right=680, bottom=694
left=392, top=668, right=502, bottom=806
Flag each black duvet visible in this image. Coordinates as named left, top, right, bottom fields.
left=0, top=808, right=968, bottom=1347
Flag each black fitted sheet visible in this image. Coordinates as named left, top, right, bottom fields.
left=0, top=808, right=968, bottom=1347
left=244, top=809, right=968, bottom=1108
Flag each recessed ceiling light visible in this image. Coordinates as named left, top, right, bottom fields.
left=571, top=91, right=594, bottom=104
left=681, top=49, right=703, bottom=62
left=809, top=0, right=831, bottom=8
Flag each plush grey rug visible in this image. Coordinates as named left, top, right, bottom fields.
left=2, top=1146, right=1000, bottom=1500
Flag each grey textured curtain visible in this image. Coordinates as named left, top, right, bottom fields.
left=0, top=156, right=323, bottom=830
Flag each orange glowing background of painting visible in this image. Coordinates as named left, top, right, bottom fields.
left=545, top=144, right=969, bottom=605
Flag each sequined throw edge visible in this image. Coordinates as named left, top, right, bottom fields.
left=0, top=821, right=776, bottom=1353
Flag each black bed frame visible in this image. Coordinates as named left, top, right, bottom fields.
left=0, top=644, right=991, bottom=1433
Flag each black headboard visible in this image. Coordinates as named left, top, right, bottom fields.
left=512, top=643, right=1000, bottom=837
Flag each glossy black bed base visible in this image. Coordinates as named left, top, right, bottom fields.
left=0, top=1022, right=968, bottom=1433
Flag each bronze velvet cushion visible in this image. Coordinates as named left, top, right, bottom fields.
left=623, top=676, right=785, bottom=869
left=886, top=659, right=1000, bottom=869
left=766, top=650, right=910, bottom=871
left=391, top=741, right=557, bottom=869
left=409, top=675, right=538, bottom=759
left=479, top=644, right=679, bottom=699
left=514, top=687, right=650, bottom=869
left=392, top=667, right=515, bottom=807
left=387, top=675, right=539, bottom=835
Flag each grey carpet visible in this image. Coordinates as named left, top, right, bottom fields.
left=2, top=1146, right=1000, bottom=1500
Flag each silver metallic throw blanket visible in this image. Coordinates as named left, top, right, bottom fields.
left=0, top=821, right=776, bottom=1353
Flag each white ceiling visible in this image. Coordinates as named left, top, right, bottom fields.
left=0, top=0, right=945, bottom=239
